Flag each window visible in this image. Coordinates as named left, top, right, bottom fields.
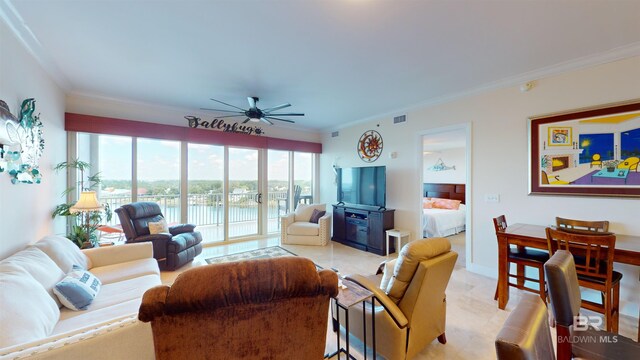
left=137, top=138, right=181, bottom=223
left=188, top=144, right=224, bottom=242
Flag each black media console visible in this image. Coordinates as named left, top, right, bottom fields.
left=332, top=204, right=395, bottom=256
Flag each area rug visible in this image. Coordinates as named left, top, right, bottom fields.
left=205, top=246, right=298, bottom=264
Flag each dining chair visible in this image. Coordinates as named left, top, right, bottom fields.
left=544, top=250, right=640, bottom=360
left=545, top=228, right=621, bottom=333
left=493, top=215, right=549, bottom=302
left=555, top=216, right=609, bottom=233
left=495, top=293, right=554, bottom=360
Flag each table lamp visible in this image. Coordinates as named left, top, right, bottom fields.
left=70, top=191, right=103, bottom=247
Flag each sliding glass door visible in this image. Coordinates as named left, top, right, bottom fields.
left=228, top=147, right=260, bottom=238
left=72, top=132, right=317, bottom=243
left=137, top=138, right=181, bottom=223
left=188, top=144, right=224, bottom=243
left=267, top=150, right=290, bottom=233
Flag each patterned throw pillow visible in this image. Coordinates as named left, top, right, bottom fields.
left=148, top=218, right=169, bottom=234
left=53, top=265, right=102, bottom=311
left=309, top=209, right=326, bottom=224
left=422, top=197, right=434, bottom=209
left=431, top=198, right=461, bottom=210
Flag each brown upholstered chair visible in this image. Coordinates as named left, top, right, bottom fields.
left=546, top=228, right=621, bottom=333
left=555, top=216, right=609, bottom=233
left=544, top=251, right=640, bottom=360
left=495, top=293, right=555, bottom=360
left=115, top=202, right=202, bottom=270
left=139, top=257, right=338, bottom=360
left=493, top=215, right=548, bottom=302
left=337, top=237, right=458, bottom=360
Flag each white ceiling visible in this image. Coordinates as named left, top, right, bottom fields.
left=3, top=0, right=640, bottom=131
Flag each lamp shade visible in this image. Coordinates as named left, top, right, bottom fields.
left=70, top=191, right=103, bottom=213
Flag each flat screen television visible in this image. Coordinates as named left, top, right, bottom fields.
left=337, top=166, right=386, bottom=208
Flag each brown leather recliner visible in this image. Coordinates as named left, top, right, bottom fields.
left=338, top=237, right=458, bottom=360
left=115, top=202, right=202, bottom=271
left=139, top=257, right=338, bottom=360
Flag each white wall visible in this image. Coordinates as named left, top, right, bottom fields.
left=423, top=147, right=466, bottom=184
left=0, top=21, right=66, bottom=259
left=320, top=56, right=640, bottom=315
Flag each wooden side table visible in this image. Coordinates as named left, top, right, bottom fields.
left=327, top=279, right=377, bottom=360
left=385, top=229, right=410, bottom=256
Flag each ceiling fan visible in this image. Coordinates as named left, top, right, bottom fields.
left=201, top=97, right=304, bottom=125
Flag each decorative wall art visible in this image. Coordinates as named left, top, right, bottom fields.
left=357, top=130, right=383, bottom=162
left=0, top=99, right=45, bottom=184
left=548, top=127, right=572, bottom=146
left=185, top=116, right=264, bottom=135
left=529, top=99, right=640, bottom=197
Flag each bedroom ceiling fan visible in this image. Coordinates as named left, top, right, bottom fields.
left=201, top=97, right=304, bottom=125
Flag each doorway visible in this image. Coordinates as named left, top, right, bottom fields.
left=420, top=124, right=471, bottom=268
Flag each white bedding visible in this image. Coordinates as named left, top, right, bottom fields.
left=422, top=204, right=466, bottom=238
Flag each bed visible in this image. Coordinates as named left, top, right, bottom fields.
left=422, top=183, right=466, bottom=238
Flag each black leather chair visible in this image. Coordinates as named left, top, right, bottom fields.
left=115, top=202, right=203, bottom=271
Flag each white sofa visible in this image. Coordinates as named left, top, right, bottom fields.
left=0, top=235, right=160, bottom=360
left=281, top=203, right=331, bottom=246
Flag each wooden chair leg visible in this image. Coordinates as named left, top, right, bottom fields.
left=494, top=283, right=498, bottom=300
left=604, top=290, right=612, bottom=332
left=612, top=282, right=620, bottom=334
left=437, top=333, right=447, bottom=344
left=516, top=263, right=525, bottom=287
left=556, top=325, right=572, bottom=360
left=537, top=265, right=546, bottom=302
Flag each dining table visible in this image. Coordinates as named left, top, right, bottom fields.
left=496, top=223, right=640, bottom=310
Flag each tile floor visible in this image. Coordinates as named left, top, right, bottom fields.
left=160, top=234, right=639, bottom=359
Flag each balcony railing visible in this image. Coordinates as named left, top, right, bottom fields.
left=100, top=191, right=311, bottom=226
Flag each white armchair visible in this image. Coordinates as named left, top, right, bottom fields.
left=281, top=203, right=331, bottom=246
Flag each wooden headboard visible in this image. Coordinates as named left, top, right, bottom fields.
left=423, top=183, right=466, bottom=204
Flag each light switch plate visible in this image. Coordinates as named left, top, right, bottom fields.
left=485, top=194, right=500, bottom=203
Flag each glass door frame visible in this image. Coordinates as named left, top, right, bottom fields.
left=226, top=146, right=263, bottom=240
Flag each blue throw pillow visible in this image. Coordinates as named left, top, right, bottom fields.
left=53, top=265, right=101, bottom=311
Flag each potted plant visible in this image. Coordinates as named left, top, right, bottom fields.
left=52, top=159, right=112, bottom=248
left=602, top=160, right=620, bottom=173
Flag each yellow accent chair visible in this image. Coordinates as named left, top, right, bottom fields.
left=618, top=156, right=639, bottom=172
left=590, top=153, right=602, bottom=168
left=336, top=237, right=458, bottom=360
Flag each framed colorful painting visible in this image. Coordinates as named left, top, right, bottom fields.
left=529, top=99, right=640, bottom=197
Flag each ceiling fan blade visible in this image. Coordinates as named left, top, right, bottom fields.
left=200, top=108, right=245, bottom=114
left=247, top=97, right=258, bottom=109
left=260, top=117, right=274, bottom=125
left=264, top=116, right=295, bottom=124
left=242, top=118, right=251, bottom=124
left=267, top=113, right=304, bottom=116
left=209, top=98, right=246, bottom=111
left=262, top=103, right=290, bottom=113
left=214, top=114, right=245, bottom=119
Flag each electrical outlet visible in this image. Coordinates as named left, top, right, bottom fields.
left=485, top=194, right=500, bottom=203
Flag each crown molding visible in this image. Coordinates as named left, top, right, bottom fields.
left=0, top=0, right=71, bottom=90
left=326, top=42, right=640, bottom=132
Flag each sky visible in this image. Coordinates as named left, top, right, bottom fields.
left=94, top=135, right=311, bottom=182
